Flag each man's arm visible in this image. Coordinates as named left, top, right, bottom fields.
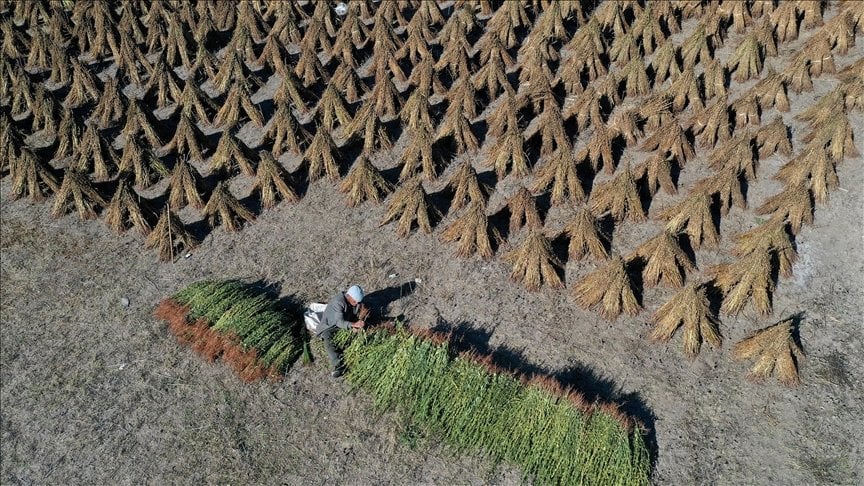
left=324, top=296, right=352, bottom=330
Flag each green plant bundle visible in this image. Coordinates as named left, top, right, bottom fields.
left=169, top=280, right=304, bottom=375
left=337, top=328, right=651, bottom=485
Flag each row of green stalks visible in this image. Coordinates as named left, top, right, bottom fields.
left=157, top=280, right=651, bottom=484
left=334, top=327, right=651, bottom=485
left=156, top=280, right=307, bottom=381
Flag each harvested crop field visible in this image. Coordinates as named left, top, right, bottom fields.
left=2, top=0, right=863, bottom=484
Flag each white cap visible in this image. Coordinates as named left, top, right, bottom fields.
left=346, top=285, right=364, bottom=303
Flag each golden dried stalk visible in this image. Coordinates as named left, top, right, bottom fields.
left=304, top=127, right=340, bottom=182
left=339, top=156, right=392, bottom=207
left=708, top=134, right=757, bottom=181
left=272, top=68, right=308, bottom=111
left=824, top=9, right=855, bottom=55
left=176, top=79, right=217, bottom=124
left=203, top=182, right=255, bottom=232
left=795, top=87, right=845, bottom=128
left=630, top=231, right=696, bottom=288
left=633, top=154, right=676, bottom=197
left=608, top=108, right=642, bottom=146
left=771, top=2, right=799, bottom=42
left=143, top=55, right=184, bottom=110
left=733, top=319, right=804, bottom=387
left=756, top=182, right=813, bottom=235
left=212, top=49, right=258, bottom=95
left=446, top=76, right=479, bottom=122
left=589, top=167, right=646, bottom=223
left=401, top=90, right=435, bottom=135
left=487, top=126, right=530, bottom=180
left=209, top=130, right=256, bottom=176
left=803, top=111, right=858, bottom=162
left=783, top=56, right=813, bottom=94
left=472, top=37, right=514, bottom=99
left=727, top=33, right=764, bottom=82
left=380, top=176, right=434, bottom=237
left=694, top=166, right=746, bottom=216
left=502, top=231, right=563, bottom=291
left=751, top=70, right=790, bottom=113
left=614, top=57, right=651, bottom=97
left=650, top=39, right=681, bottom=85
left=257, top=34, right=293, bottom=75
left=123, top=100, right=164, bottom=148
left=650, top=282, right=721, bottom=358
left=689, top=95, right=731, bottom=149
left=732, top=217, right=797, bottom=278
left=564, top=87, right=604, bottom=132
left=64, top=58, right=101, bottom=108
left=74, top=124, right=119, bottom=181
left=586, top=122, right=616, bottom=174
left=118, top=137, right=169, bottom=189
left=54, top=111, right=82, bottom=160
left=213, top=81, right=265, bottom=130
left=640, top=122, right=695, bottom=166
left=559, top=41, right=606, bottom=91
left=719, top=0, right=752, bottom=33
left=775, top=146, right=838, bottom=205
left=265, top=102, right=309, bottom=156
left=709, top=250, right=774, bottom=316
left=530, top=146, right=585, bottom=206
left=316, top=84, right=352, bottom=131
left=90, top=77, right=126, bottom=128
left=189, top=42, right=218, bottom=83
left=295, top=43, right=330, bottom=87
left=104, top=177, right=152, bottom=235
left=162, top=113, right=209, bottom=162
left=681, top=22, right=713, bottom=67
left=609, top=31, right=640, bottom=67
left=436, top=108, right=479, bottom=154
left=703, top=58, right=728, bottom=100
left=657, top=190, right=720, bottom=249
left=504, top=187, right=542, bottom=234
left=637, top=93, right=673, bottom=132
left=51, top=170, right=107, bottom=220
left=406, top=55, right=444, bottom=97
left=563, top=207, right=608, bottom=261
left=802, top=37, right=835, bottom=77
left=447, top=161, right=489, bottom=211
left=359, top=110, right=393, bottom=154
left=755, top=116, right=792, bottom=160
left=29, top=86, right=57, bottom=134
left=254, top=151, right=298, bottom=209
left=395, top=17, right=430, bottom=64
left=399, top=126, right=437, bottom=182
left=145, top=208, right=198, bottom=262
left=668, top=67, right=702, bottom=112
left=167, top=157, right=205, bottom=210
left=163, top=16, right=193, bottom=68
left=10, top=148, right=60, bottom=201
left=369, top=64, right=402, bottom=118
left=573, top=254, right=641, bottom=320
left=439, top=201, right=494, bottom=260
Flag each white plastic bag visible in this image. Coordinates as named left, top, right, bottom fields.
left=304, top=302, right=328, bottom=333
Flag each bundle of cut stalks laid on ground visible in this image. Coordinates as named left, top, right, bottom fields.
left=153, top=280, right=306, bottom=381
left=154, top=281, right=651, bottom=484
left=334, top=325, right=651, bottom=486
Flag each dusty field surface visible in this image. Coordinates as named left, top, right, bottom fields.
left=3, top=2, right=864, bottom=485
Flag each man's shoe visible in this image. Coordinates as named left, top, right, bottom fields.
left=331, top=367, right=344, bottom=378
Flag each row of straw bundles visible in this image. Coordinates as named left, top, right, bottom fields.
left=334, top=327, right=650, bottom=486
left=155, top=280, right=304, bottom=380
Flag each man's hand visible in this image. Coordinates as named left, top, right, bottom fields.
left=351, top=320, right=365, bottom=331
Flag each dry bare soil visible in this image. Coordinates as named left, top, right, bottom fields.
left=3, top=2, right=864, bottom=486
